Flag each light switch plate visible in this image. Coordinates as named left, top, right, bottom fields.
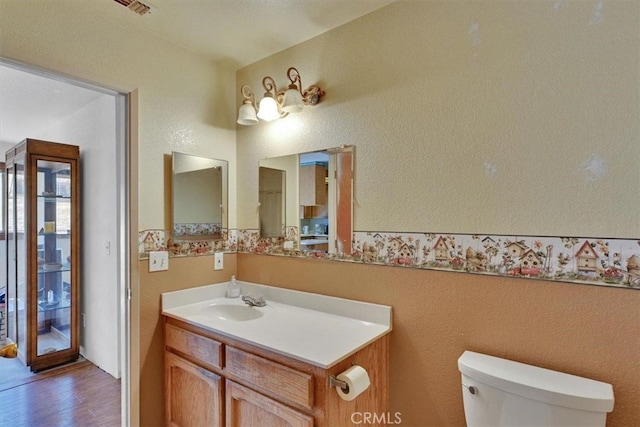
left=149, top=251, right=169, bottom=272
left=214, top=252, right=223, bottom=270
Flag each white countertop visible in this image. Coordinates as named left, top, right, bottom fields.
left=162, top=281, right=392, bottom=368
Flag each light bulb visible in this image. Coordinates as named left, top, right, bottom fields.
left=237, top=103, right=258, bottom=125
left=257, top=96, right=280, bottom=121
left=282, top=88, right=304, bottom=113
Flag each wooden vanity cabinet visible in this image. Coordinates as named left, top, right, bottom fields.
left=164, top=316, right=389, bottom=427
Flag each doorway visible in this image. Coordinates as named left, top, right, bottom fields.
left=0, top=59, right=129, bottom=425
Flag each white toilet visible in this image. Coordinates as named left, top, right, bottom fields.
left=458, top=351, right=614, bottom=426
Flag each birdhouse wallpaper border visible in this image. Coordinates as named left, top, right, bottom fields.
left=347, top=232, right=640, bottom=289
left=139, top=228, right=640, bottom=290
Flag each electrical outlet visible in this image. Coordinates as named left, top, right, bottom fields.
left=214, top=252, right=224, bottom=270
left=149, top=251, right=169, bottom=272
left=81, top=313, right=86, bottom=328
left=284, top=241, right=294, bottom=250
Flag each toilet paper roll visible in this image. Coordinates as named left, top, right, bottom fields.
left=335, top=365, right=371, bottom=401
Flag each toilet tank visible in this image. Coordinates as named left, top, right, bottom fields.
left=458, top=351, right=614, bottom=427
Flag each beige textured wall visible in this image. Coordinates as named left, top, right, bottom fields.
left=236, top=0, right=639, bottom=238
left=234, top=1, right=640, bottom=426
left=0, top=0, right=238, bottom=230
left=138, top=255, right=236, bottom=427
left=238, top=253, right=640, bottom=426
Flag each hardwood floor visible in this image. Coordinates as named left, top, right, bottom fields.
left=0, top=355, right=88, bottom=392
left=0, top=361, right=121, bottom=426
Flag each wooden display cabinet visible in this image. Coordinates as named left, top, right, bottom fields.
left=5, top=139, right=80, bottom=372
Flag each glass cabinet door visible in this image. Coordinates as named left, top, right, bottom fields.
left=35, top=159, right=72, bottom=356
left=6, top=159, right=26, bottom=354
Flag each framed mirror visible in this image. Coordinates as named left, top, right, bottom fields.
left=172, top=152, right=228, bottom=240
left=258, top=146, right=353, bottom=254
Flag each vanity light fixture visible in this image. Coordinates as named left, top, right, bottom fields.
left=237, top=67, right=325, bottom=126
left=256, top=76, right=282, bottom=122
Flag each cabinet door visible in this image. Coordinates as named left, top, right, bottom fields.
left=34, top=159, right=75, bottom=361
left=299, top=165, right=327, bottom=206
left=226, top=380, right=313, bottom=427
left=165, top=351, right=223, bottom=427
left=6, top=157, right=26, bottom=356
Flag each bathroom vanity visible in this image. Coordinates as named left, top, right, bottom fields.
left=162, top=282, right=392, bottom=427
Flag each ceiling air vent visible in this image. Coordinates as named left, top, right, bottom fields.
left=113, top=0, right=153, bottom=16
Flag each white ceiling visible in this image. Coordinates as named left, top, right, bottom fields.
left=95, top=0, right=396, bottom=68
left=0, top=0, right=396, bottom=146
left=0, top=65, right=109, bottom=146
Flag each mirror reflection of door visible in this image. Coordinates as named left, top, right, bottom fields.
left=299, top=152, right=329, bottom=253
left=259, top=167, right=286, bottom=237
left=334, top=150, right=353, bottom=255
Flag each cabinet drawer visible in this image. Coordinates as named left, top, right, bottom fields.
left=165, top=323, right=222, bottom=369
left=225, top=346, right=314, bottom=410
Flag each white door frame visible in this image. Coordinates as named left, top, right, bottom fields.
left=0, top=57, right=132, bottom=426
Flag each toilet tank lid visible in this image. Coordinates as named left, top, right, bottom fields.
left=458, top=351, right=614, bottom=413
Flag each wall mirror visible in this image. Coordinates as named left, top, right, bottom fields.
left=172, top=152, right=228, bottom=240
left=258, top=146, right=353, bottom=254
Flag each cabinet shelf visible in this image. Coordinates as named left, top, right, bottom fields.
left=37, top=264, right=71, bottom=274
left=38, top=195, right=71, bottom=200
left=37, top=297, right=71, bottom=312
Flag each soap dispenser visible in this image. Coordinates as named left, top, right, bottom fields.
left=226, top=275, right=240, bottom=298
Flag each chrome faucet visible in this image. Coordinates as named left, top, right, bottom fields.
left=241, top=294, right=266, bottom=307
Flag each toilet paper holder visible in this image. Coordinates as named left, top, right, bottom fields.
left=329, top=360, right=360, bottom=392
left=329, top=375, right=350, bottom=393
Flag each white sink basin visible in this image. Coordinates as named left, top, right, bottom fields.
left=202, top=303, right=264, bottom=321
left=162, top=282, right=392, bottom=368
